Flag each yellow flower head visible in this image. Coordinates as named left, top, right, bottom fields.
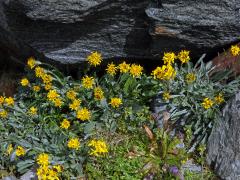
left=151, top=66, right=164, bottom=80
left=21, top=78, right=29, bottom=86
left=130, top=64, right=143, bottom=78
left=60, top=119, right=70, bottom=129
left=36, top=165, right=49, bottom=180
left=118, top=61, right=130, bottom=73
left=0, top=110, right=8, bottom=118
left=53, top=98, right=63, bottom=107
left=42, top=74, right=53, bottom=84
left=202, top=98, right=214, bottom=109
left=82, top=76, right=95, bottom=89
left=68, top=138, right=80, bottom=150
left=0, top=96, right=4, bottom=105
left=152, top=65, right=176, bottom=80
left=109, top=97, right=122, bottom=108
left=186, top=73, right=196, bottom=83
left=94, top=87, right=104, bottom=100
left=6, top=144, right=13, bottom=155
left=44, top=83, right=52, bottom=91
left=87, top=51, right=102, bottom=66
left=5, top=97, right=14, bottom=106
left=27, top=57, right=36, bottom=69
left=35, top=67, right=45, bottom=78
left=163, top=92, right=170, bottom=101
left=33, top=85, right=41, bottom=92
left=178, top=50, right=190, bottom=63
left=106, top=63, right=117, bottom=76
left=53, top=165, right=63, bottom=173
left=88, top=139, right=108, bottom=157
left=29, top=107, right=37, bottom=116
left=230, top=45, right=240, bottom=56
left=214, top=93, right=224, bottom=104
left=66, top=90, right=77, bottom=100
left=69, top=99, right=81, bottom=111
left=37, top=153, right=49, bottom=166
left=47, top=90, right=59, bottom=101
left=163, top=52, right=176, bottom=65
left=76, top=107, right=91, bottom=121
left=16, top=146, right=26, bottom=157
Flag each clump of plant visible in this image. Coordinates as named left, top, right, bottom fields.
left=0, top=45, right=239, bottom=179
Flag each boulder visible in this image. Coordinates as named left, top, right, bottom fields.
left=207, top=91, right=240, bottom=180
left=146, top=0, right=240, bottom=58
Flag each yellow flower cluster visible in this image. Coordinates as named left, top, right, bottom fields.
left=230, top=45, right=240, bottom=56
left=118, top=61, right=130, bottom=73
left=33, top=85, right=41, bottom=92
left=130, top=64, right=143, bottom=77
left=36, top=153, right=62, bottom=180
left=68, top=138, right=80, bottom=150
left=69, top=99, right=81, bottom=111
left=87, top=51, right=102, bottom=66
left=186, top=73, right=196, bottom=83
left=76, top=107, right=91, bottom=121
left=109, top=97, right=122, bottom=108
left=178, top=50, right=190, bottom=63
left=163, top=52, right=176, bottom=65
left=152, top=65, right=176, bottom=80
left=16, top=146, right=26, bottom=157
left=82, top=76, right=95, bottom=89
left=0, top=109, right=8, bottom=118
left=47, top=90, right=63, bottom=107
left=66, top=90, right=77, bottom=100
left=28, top=106, right=37, bottom=116
left=5, top=97, right=14, bottom=106
left=106, top=63, right=117, bottom=76
left=88, top=139, right=108, bottom=157
left=94, top=87, right=104, bottom=100
left=27, top=57, right=36, bottom=69
left=21, top=78, right=29, bottom=86
left=60, top=119, right=70, bottom=129
left=163, top=92, right=170, bottom=101
left=201, top=98, right=214, bottom=109
left=0, top=96, right=14, bottom=118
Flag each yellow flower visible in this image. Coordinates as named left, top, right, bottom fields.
left=109, top=97, right=122, bottom=108
left=60, top=119, right=70, bottom=129
left=82, top=76, right=94, bottom=89
left=186, top=73, right=196, bottom=83
left=47, top=90, right=59, bottom=101
left=42, top=74, right=52, bottom=84
left=0, top=96, right=4, bottom=105
left=214, top=93, right=224, bottom=104
left=37, top=153, right=49, bottom=166
left=48, top=169, right=59, bottom=179
left=16, top=146, right=26, bottom=157
left=44, top=83, right=52, bottom=91
left=29, top=106, right=37, bottom=115
left=0, top=110, right=8, bottom=118
left=35, top=67, right=45, bottom=78
left=88, top=139, right=108, bottom=157
left=5, top=97, right=14, bottom=106
left=76, top=107, right=91, bottom=121
left=27, top=57, right=36, bottom=69
left=36, top=165, right=49, bottom=180
left=53, top=165, right=62, bottom=173
left=130, top=64, right=143, bottom=78
left=6, top=144, right=13, bottom=155
left=151, top=66, right=164, bottom=80
left=69, top=99, right=81, bottom=111
left=66, top=90, right=77, bottom=100
left=230, top=45, right=240, bottom=56
left=163, top=52, right=176, bottom=65
left=178, top=50, right=190, bottom=63
left=163, top=92, right=170, bottom=101
left=152, top=65, right=176, bottom=80
left=87, top=51, right=102, bottom=66
left=94, top=87, right=104, bottom=100
left=106, top=63, right=117, bottom=76
left=21, top=78, right=29, bottom=86
left=53, top=98, right=63, bottom=107
left=118, top=61, right=130, bottom=73
left=68, top=138, right=80, bottom=150
left=202, top=98, right=214, bottom=109
left=33, top=85, right=41, bottom=92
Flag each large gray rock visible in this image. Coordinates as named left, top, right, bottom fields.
left=146, top=0, right=240, bottom=57
left=207, top=92, right=240, bottom=180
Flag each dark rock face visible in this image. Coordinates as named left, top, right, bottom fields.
left=207, top=92, right=240, bottom=180
left=4, top=0, right=151, bottom=64
left=146, top=0, right=240, bottom=58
